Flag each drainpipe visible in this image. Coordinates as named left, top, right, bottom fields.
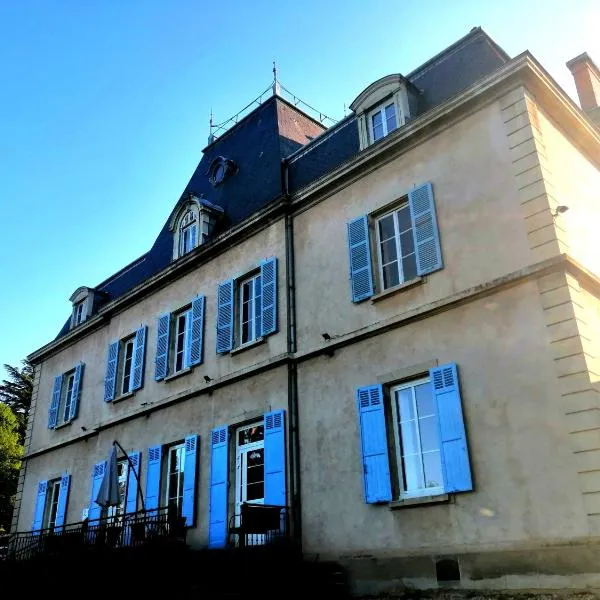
left=282, top=158, right=302, bottom=548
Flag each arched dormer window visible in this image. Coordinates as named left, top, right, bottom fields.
left=169, top=194, right=225, bottom=260
left=69, top=286, right=97, bottom=329
left=179, top=210, right=198, bottom=256
left=350, top=74, right=420, bottom=150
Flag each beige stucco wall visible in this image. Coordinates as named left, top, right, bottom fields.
left=17, top=365, right=288, bottom=547
left=293, top=100, right=532, bottom=353
left=536, top=106, right=600, bottom=278
left=28, top=219, right=287, bottom=456
left=297, top=281, right=588, bottom=560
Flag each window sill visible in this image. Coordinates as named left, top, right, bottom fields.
left=230, top=337, right=265, bottom=356
left=112, top=391, right=135, bottom=404
left=54, top=420, right=73, bottom=430
left=389, top=494, right=449, bottom=510
left=371, top=277, right=423, bottom=303
left=164, top=368, right=192, bottom=383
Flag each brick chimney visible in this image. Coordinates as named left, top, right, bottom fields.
left=566, top=52, right=600, bottom=126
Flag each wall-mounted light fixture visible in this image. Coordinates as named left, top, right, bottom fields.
left=551, top=205, right=569, bottom=218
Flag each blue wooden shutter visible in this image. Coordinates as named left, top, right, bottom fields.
left=347, top=215, right=374, bottom=302
left=104, top=341, right=119, bottom=401
left=89, top=461, right=106, bottom=522
left=409, top=182, right=443, bottom=275
left=125, top=451, right=141, bottom=514
left=155, top=313, right=171, bottom=381
left=182, top=434, right=199, bottom=527
left=264, top=410, right=286, bottom=506
left=216, top=280, right=234, bottom=353
left=32, top=480, right=47, bottom=531
left=48, top=375, right=62, bottom=429
left=145, top=445, right=162, bottom=513
left=208, top=425, right=228, bottom=548
left=69, top=362, right=84, bottom=420
left=188, top=296, right=205, bottom=367
left=356, top=385, right=392, bottom=503
left=260, top=257, right=277, bottom=336
left=132, top=326, right=147, bottom=390
left=54, top=474, right=71, bottom=532
left=430, top=363, right=472, bottom=493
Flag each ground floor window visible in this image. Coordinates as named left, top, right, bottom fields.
left=42, top=479, right=61, bottom=530
left=235, top=423, right=265, bottom=516
left=391, top=376, right=443, bottom=498
left=165, top=443, right=185, bottom=517
left=106, top=459, right=129, bottom=520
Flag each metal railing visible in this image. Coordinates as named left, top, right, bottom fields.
left=7, top=506, right=185, bottom=561
left=228, top=504, right=290, bottom=548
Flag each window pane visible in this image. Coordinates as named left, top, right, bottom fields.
left=238, top=425, right=264, bottom=446
left=419, top=416, right=440, bottom=453
left=396, top=205, right=412, bottom=232
left=423, top=451, right=443, bottom=489
left=380, top=238, right=398, bottom=265
left=396, top=388, right=415, bottom=421
left=385, top=104, right=397, bottom=132
left=400, top=419, right=419, bottom=456
left=246, top=482, right=264, bottom=501
left=378, top=215, right=395, bottom=241
left=415, top=383, right=434, bottom=417
left=403, top=454, right=425, bottom=492
left=372, top=112, right=384, bottom=141
left=382, top=263, right=400, bottom=289
left=402, top=254, right=418, bottom=282
left=400, top=230, right=414, bottom=256
left=169, top=473, right=179, bottom=497
left=242, top=281, right=250, bottom=303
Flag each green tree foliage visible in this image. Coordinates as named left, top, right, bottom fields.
left=0, top=360, right=33, bottom=443
left=0, top=402, right=23, bottom=533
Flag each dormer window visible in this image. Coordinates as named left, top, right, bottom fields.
left=74, top=301, right=85, bottom=326
left=69, top=287, right=97, bottom=329
left=368, top=102, right=398, bottom=142
left=179, top=210, right=198, bottom=256
left=169, top=194, right=224, bottom=261
left=350, top=74, right=420, bottom=150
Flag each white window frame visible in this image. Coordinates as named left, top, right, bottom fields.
left=43, top=479, right=61, bottom=530
left=238, top=273, right=262, bottom=346
left=375, top=202, right=417, bottom=291
left=173, top=308, right=191, bottom=373
left=390, top=376, right=444, bottom=500
left=165, top=443, right=186, bottom=517
left=120, top=338, right=135, bottom=395
left=367, top=101, right=397, bottom=143
left=235, top=423, right=265, bottom=520
left=61, top=372, right=75, bottom=424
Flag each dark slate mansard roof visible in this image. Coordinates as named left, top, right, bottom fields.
left=286, top=27, right=510, bottom=193
left=56, top=96, right=325, bottom=338
left=56, top=27, right=509, bottom=339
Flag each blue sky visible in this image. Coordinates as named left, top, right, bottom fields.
left=0, top=0, right=598, bottom=377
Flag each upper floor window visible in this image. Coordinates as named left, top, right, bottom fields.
left=216, top=257, right=278, bottom=354
left=376, top=202, right=417, bottom=289
left=154, top=295, right=205, bottom=381
left=48, top=363, right=84, bottom=429
left=239, top=272, right=262, bottom=346
left=103, top=327, right=147, bottom=402
left=369, top=102, right=397, bottom=142
left=346, top=182, right=442, bottom=302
